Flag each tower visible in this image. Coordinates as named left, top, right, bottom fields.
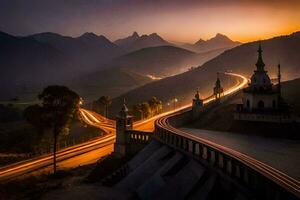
left=114, top=99, right=133, bottom=156
left=242, top=43, right=278, bottom=111
left=249, top=42, right=272, bottom=92
left=192, top=90, right=204, bottom=119
left=213, top=73, right=224, bottom=100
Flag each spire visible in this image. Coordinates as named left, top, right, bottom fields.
left=121, top=98, right=128, bottom=112
left=278, top=63, right=282, bottom=102
left=256, top=42, right=265, bottom=71
left=195, top=89, right=200, bottom=100
left=118, top=98, right=129, bottom=118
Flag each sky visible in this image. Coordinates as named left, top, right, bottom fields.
left=0, top=0, right=300, bottom=43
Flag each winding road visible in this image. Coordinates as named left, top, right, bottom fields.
left=0, top=72, right=247, bottom=181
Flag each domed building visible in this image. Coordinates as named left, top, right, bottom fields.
left=242, top=43, right=278, bottom=111
left=235, top=43, right=290, bottom=122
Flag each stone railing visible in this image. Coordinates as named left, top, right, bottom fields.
left=154, top=103, right=300, bottom=200
left=122, top=130, right=152, bottom=155
left=126, top=130, right=152, bottom=144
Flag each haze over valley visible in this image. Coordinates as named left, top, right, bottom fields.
left=0, top=31, right=240, bottom=101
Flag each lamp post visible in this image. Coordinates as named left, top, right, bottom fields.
left=173, top=97, right=178, bottom=111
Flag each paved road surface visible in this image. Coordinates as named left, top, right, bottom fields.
left=180, top=128, right=300, bottom=181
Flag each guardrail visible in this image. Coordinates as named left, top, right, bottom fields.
left=154, top=100, right=300, bottom=199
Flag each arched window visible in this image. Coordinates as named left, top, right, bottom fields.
left=258, top=100, right=264, bottom=110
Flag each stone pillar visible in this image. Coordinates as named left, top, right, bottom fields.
left=114, top=101, right=133, bottom=156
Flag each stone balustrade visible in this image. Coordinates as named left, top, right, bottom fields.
left=154, top=105, right=300, bottom=200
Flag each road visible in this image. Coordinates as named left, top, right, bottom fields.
left=180, top=128, right=300, bottom=181
left=154, top=74, right=300, bottom=197
left=0, top=72, right=246, bottom=181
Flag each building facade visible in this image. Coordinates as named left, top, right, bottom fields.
left=242, top=44, right=278, bottom=112
left=234, top=43, right=291, bottom=123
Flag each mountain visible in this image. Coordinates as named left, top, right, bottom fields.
left=111, top=46, right=197, bottom=77
left=0, top=31, right=74, bottom=100
left=111, top=31, right=300, bottom=115
left=72, top=45, right=228, bottom=101
left=115, top=32, right=172, bottom=52
left=30, top=32, right=124, bottom=71
left=71, top=68, right=152, bottom=101
left=183, top=33, right=241, bottom=53
left=0, top=31, right=130, bottom=100
left=110, top=45, right=230, bottom=78
left=114, top=32, right=140, bottom=48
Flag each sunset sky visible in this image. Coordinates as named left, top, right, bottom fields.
left=1, top=0, right=300, bottom=43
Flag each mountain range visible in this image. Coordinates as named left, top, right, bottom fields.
left=111, top=31, right=300, bottom=115
left=115, top=32, right=172, bottom=52
left=30, top=32, right=124, bottom=71
left=182, top=33, right=241, bottom=53
left=0, top=30, right=239, bottom=101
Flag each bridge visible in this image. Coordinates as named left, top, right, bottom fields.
left=1, top=72, right=299, bottom=199
left=154, top=102, right=300, bottom=199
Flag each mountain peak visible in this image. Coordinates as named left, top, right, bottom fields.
left=214, top=33, right=229, bottom=40
left=195, top=38, right=205, bottom=45
left=79, top=32, right=99, bottom=39
left=132, top=31, right=139, bottom=38
left=149, top=33, right=159, bottom=37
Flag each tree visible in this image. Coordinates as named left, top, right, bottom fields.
left=131, top=103, right=143, bottom=119
left=140, top=102, right=151, bottom=118
left=148, top=96, right=163, bottom=116
left=25, top=85, right=80, bottom=174
left=97, top=96, right=112, bottom=118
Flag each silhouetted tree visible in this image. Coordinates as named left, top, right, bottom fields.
left=131, top=103, right=143, bottom=119
left=148, top=96, right=163, bottom=116
left=140, top=102, right=151, bottom=118
left=97, top=96, right=112, bottom=118
left=24, top=85, right=80, bottom=174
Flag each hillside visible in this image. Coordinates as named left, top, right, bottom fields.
left=72, top=45, right=226, bottom=101
left=282, top=78, right=300, bottom=115
left=0, top=31, right=75, bottom=100
left=30, top=32, right=124, bottom=71
left=70, top=68, right=152, bottom=102
left=111, top=45, right=229, bottom=77
left=111, top=31, right=300, bottom=114
left=112, top=46, right=196, bottom=77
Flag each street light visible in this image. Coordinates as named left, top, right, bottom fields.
left=173, top=97, right=178, bottom=110
left=79, top=98, right=83, bottom=106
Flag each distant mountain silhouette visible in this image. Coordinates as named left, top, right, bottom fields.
left=0, top=31, right=75, bottom=99
left=30, top=32, right=124, bottom=71
left=111, top=31, right=300, bottom=114
left=183, top=33, right=241, bottom=53
left=114, top=32, right=140, bottom=48
left=0, top=31, right=129, bottom=100
left=115, top=32, right=172, bottom=52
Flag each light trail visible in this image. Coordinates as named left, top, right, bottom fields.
left=0, top=72, right=246, bottom=180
